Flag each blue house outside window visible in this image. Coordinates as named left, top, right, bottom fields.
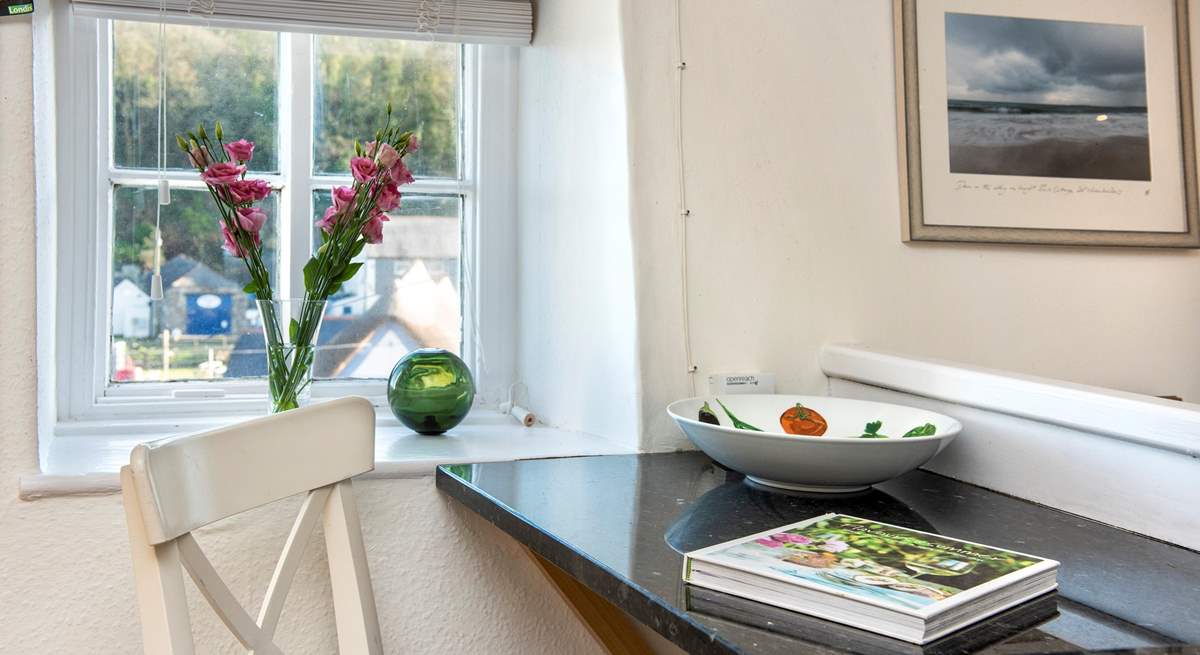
left=186, top=293, right=232, bottom=335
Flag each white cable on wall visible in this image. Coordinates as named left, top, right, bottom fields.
left=673, top=0, right=698, bottom=395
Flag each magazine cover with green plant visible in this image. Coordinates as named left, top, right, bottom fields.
left=697, top=514, right=1044, bottom=610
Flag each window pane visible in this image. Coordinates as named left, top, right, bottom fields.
left=310, top=191, right=462, bottom=379
left=112, top=21, right=279, bottom=172
left=110, top=186, right=279, bottom=382
left=313, top=36, right=460, bottom=178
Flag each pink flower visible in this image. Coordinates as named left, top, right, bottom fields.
left=407, top=135, right=420, bottom=153
left=228, top=179, right=271, bottom=203
left=201, top=161, right=245, bottom=185
left=223, top=139, right=255, bottom=163
left=367, top=141, right=400, bottom=169
left=188, top=146, right=209, bottom=169
left=388, top=159, right=415, bottom=186
left=754, top=538, right=783, bottom=548
left=220, top=223, right=258, bottom=258
left=376, top=182, right=401, bottom=212
left=777, top=534, right=813, bottom=545
left=235, top=206, right=268, bottom=234
left=361, top=211, right=389, bottom=244
left=315, top=205, right=340, bottom=234
left=331, top=185, right=357, bottom=212
left=350, top=156, right=378, bottom=183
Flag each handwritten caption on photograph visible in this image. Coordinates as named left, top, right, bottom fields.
left=953, top=180, right=1135, bottom=196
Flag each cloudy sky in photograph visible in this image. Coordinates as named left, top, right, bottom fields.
left=945, top=13, right=1148, bottom=108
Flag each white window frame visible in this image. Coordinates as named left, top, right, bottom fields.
left=42, top=6, right=517, bottom=430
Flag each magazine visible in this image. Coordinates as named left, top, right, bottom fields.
left=683, top=513, right=1059, bottom=643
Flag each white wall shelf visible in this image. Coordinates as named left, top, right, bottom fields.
left=821, top=343, right=1200, bottom=457
left=821, top=344, right=1200, bottom=551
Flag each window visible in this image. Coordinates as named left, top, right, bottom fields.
left=51, top=12, right=516, bottom=423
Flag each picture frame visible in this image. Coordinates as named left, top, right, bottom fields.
left=895, top=0, right=1200, bottom=247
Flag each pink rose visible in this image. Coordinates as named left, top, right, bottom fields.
left=228, top=179, right=271, bottom=203
left=754, top=538, right=783, bottom=548
left=316, top=206, right=340, bottom=234
left=188, top=146, right=209, bottom=169
left=350, top=156, right=378, bottom=183
left=388, top=159, right=415, bottom=186
left=376, top=182, right=401, bottom=212
left=201, top=161, right=245, bottom=185
left=377, top=143, right=399, bottom=169
left=367, top=141, right=400, bottom=169
left=235, top=206, right=268, bottom=234
left=223, top=139, right=255, bottom=163
left=780, top=534, right=813, bottom=545
left=407, top=135, right=420, bottom=153
left=220, top=223, right=258, bottom=258
left=331, top=185, right=357, bottom=212
left=361, top=211, right=389, bottom=244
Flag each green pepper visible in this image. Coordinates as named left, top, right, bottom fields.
left=902, top=423, right=937, bottom=438
left=714, top=398, right=763, bottom=432
left=860, top=420, right=888, bottom=438
left=698, top=402, right=720, bottom=426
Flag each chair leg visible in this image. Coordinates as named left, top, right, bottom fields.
left=121, top=466, right=195, bottom=655
left=323, top=479, right=384, bottom=654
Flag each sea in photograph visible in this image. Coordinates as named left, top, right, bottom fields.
left=944, top=12, right=1151, bottom=182
left=948, top=99, right=1150, bottom=181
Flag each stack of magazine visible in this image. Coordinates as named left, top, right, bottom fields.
left=682, top=513, right=1059, bottom=644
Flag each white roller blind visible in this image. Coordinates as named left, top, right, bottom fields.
left=71, top=0, right=533, bottom=45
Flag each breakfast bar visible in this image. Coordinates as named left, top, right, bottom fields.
left=436, top=452, right=1200, bottom=655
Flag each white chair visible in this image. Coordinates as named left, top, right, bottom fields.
left=120, top=397, right=383, bottom=654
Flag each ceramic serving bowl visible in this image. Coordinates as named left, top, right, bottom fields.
left=666, top=395, right=961, bottom=493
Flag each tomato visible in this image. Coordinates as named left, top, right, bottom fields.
left=780, top=403, right=828, bottom=436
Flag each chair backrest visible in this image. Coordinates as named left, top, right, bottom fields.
left=121, top=397, right=382, bottom=655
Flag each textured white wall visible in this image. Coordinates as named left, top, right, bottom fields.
left=0, top=479, right=606, bottom=653
left=0, top=16, right=602, bottom=654
left=515, top=0, right=642, bottom=447
left=623, top=0, right=1200, bottom=450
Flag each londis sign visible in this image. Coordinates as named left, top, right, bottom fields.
left=3, top=1, right=33, bottom=16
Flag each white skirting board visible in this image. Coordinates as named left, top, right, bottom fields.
left=820, top=345, right=1200, bottom=458
left=821, top=346, right=1200, bottom=552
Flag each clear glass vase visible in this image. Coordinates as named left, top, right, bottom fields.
left=256, top=298, right=327, bottom=413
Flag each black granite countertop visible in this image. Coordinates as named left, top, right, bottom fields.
left=436, top=452, right=1200, bottom=655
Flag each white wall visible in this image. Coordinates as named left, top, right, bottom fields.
left=0, top=16, right=603, bottom=654
left=514, top=0, right=642, bottom=446
left=623, top=0, right=1200, bottom=450
left=12, top=0, right=1200, bottom=647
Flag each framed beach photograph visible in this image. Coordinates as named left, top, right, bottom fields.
left=895, top=0, right=1200, bottom=247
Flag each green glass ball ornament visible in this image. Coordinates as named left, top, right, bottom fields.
left=387, top=348, right=475, bottom=435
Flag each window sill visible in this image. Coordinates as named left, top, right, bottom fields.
left=20, top=410, right=636, bottom=500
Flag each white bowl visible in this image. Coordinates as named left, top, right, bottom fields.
left=667, top=395, right=961, bottom=493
